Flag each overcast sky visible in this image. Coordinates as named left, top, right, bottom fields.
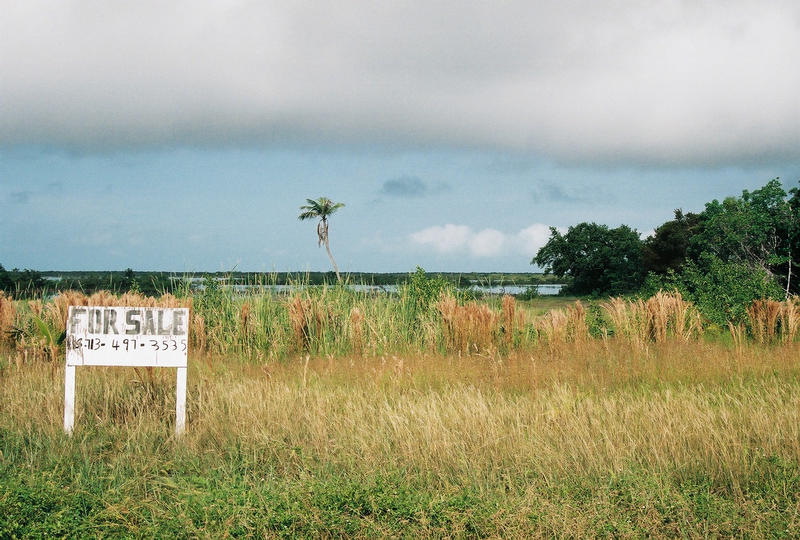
left=2, top=1, right=799, bottom=272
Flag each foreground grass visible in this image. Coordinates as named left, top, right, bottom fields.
left=2, top=341, right=800, bottom=537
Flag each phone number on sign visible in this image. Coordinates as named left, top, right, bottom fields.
left=65, top=336, right=187, bottom=352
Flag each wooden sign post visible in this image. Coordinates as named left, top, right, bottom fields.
left=64, top=306, right=190, bottom=436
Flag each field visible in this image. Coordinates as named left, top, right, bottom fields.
left=1, top=287, right=800, bottom=537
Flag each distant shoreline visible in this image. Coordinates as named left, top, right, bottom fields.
left=39, top=270, right=568, bottom=287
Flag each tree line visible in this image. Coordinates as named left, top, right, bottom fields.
left=534, top=178, right=799, bottom=323
left=0, top=267, right=175, bottom=297
left=0, top=264, right=46, bottom=295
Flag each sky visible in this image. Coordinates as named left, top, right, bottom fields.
left=2, top=1, right=800, bottom=273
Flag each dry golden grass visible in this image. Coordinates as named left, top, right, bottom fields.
left=533, top=300, right=588, bottom=355
left=535, top=307, right=568, bottom=351
left=728, top=321, right=747, bottom=350
left=288, top=293, right=317, bottom=351
left=239, top=301, right=252, bottom=343
left=4, top=340, right=800, bottom=494
left=3, top=318, right=800, bottom=536
left=566, top=299, right=589, bottom=344
left=781, top=296, right=800, bottom=343
left=501, top=294, right=516, bottom=348
left=0, top=291, right=16, bottom=346
left=190, top=313, right=207, bottom=351
left=747, top=297, right=800, bottom=343
left=349, top=306, right=365, bottom=355
left=438, top=292, right=499, bottom=353
left=748, top=299, right=782, bottom=343
left=602, top=291, right=702, bottom=345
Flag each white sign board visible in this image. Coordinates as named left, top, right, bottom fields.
left=64, top=306, right=190, bottom=435
left=66, top=306, right=189, bottom=367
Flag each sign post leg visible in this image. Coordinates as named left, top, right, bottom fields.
left=64, top=365, right=76, bottom=434
left=175, top=366, right=187, bottom=436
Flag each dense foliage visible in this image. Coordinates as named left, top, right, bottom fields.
left=533, top=223, right=645, bottom=295
left=534, top=178, right=799, bottom=311
left=642, top=210, right=702, bottom=274
left=0, top=264, right=45, bottom=295
left=642, top=254, right=784, bottom=325
left=690, top=179, right=798, bottom=291
left=0, top=267, right=178, bottom=298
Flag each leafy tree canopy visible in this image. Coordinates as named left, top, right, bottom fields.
left=533, top=222, right=645, bottom=296
left=689, top=178, right=799, bottom=295
left=643, top=209, right=702, bottom=275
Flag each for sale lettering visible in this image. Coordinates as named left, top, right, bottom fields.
left=68, top=307, right=187, bottom=336
left=66, top=306, right=189, bottom=368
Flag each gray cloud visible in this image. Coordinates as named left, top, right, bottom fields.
left=381, top=176, right=449, bottom=198
left=1, top=2, right=799, bottom=166
left=530, top=183, right=585, bottom=204
left=382, top=176, right=426, bottom=197
left=531, top=181, right=617, bottom=204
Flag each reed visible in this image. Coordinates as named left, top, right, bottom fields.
left=501, top=294, right=516, bottom=348
left=601, top=296, right=649, bottom=345
left=779, top=296, right=800, bottom=343
left=0, top=291, right=16, bottom=346
left=239, top=301, right=252, bottom=344
left=746, top=297, right=800, bottom=343
left=437, top=292, right=499, bottom=354
left=602, top=291, right=702, bottom=345
left=728, top=321, right=747, bottom=351
left=348, top=306, right=365, bottom=355
left=747, top=299, right=782, bottom=343
left=566, top=300, right=589, bottom=344
left=2, top=285, right=795, bottom=368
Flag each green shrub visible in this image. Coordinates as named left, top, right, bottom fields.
left=403, top=267, right=452, bottom=316
left=643, top=254, right=783, bottom=325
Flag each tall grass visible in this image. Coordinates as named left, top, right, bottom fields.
left=0, top=291, right=15, bottom=347
left=1, top=285, right=798, bottom=367
left=2, top=341, right=800, bottom=536
left=747, top=297, right=800, bottom=343
left=4, top=283, right=800, bottom=535
left=601, top=290, right=703, bottom=346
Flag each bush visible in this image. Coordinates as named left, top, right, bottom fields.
left=403, top=267, right=452, bottom=317
left=642, top=255, right=783, bottom=325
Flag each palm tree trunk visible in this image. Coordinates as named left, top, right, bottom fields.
left=324, top=237, right=341, bottom=282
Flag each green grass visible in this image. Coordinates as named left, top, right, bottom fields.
left=2, top=341, right=800, bottom=537
left=4, top=452, right=798, bottom=538
left=2, top=287, right=799, bottom=536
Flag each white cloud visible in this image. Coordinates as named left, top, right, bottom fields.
left=1, top=1, right=799, bottom=165
left=515, top=224, right=554, bottom=256
left=411, top=223, right=558, bottom=258
left=469, top=229, right=506, bottom=257
left=410, top=224, right=471, bottom=253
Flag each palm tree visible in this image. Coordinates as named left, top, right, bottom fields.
left=298, top=197, right=345, bottom=282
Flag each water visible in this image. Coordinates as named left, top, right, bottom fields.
left=42, top=275, right=565, bottom=296
left=222, top=283, right=564, bottom=296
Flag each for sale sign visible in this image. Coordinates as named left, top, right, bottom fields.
left=66, top=306, right=189, bottom=367
left=64, top=305, right=190, bottom=435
